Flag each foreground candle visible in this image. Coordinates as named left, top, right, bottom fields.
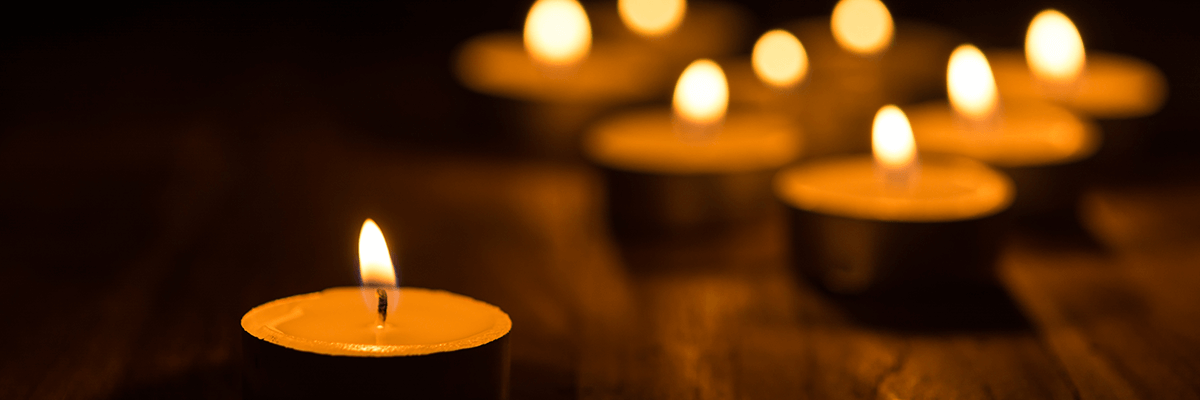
left=584, top=59, right=802, bottom=238
left=242, top=220, right=511, bottom=399
left=775, top=106, right=1013, bottom=295
left=907, top=44, right=1100, bottom=217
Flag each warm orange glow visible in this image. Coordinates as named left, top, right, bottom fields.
left=872, top=105, right=916, bottom=170
left=831, top=0, right=893, bottom=56
left=524, top=0, right=592, bottom=68
left=618, top=0, right=686, bottom=37
left=947, top=44, right=999, bottom=121
left=752, top=29, right=808, bottom=89
left=673, top=59, right=728, bottom=127
left=1026, top=9, right=1085, bottom=85
left=358, top=219, right=397, bottom=287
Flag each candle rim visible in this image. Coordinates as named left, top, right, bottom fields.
left=242, top=287, right=512, bottom=357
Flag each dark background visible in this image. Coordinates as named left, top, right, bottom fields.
left=1, top=1, right=1198, bottom=399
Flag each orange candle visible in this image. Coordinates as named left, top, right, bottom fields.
left=584, top=59, right=802, bottom=238
left=242, top=220, right=511, bottom=399
left=907, top=44, right=1100, bottom=217
left=989, top=9, right=1167, bottom=120
left=454, top=0, right=674, bottom=155
left=775, top=106, right=1013, bottom=295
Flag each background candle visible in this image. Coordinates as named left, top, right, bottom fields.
left=453, top=0, right=674, bottom=157
left=987, top=9, right=1167, bottom=176
left=775, top=106, right=1013, bottom=295
left=583, top=60, right=802, bottom=239
left=589, top=0, right=752, bottom=70
left=241, top=220, right=512, bottom=399
left=907, top=44, right=1101, bottom=220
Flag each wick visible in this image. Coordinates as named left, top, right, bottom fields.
left=375, top=288, right=388, bottom=329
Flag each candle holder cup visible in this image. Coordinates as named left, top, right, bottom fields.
left=786, top=206, right=1008, bottom=297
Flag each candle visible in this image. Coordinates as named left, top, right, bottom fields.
left=988, top=10, right=1167, bottom=172
left=454, top=0, right=674, bottom=156
left=583, top=59, right=802, bottom=239
left=589, top=0, right=751, bottom=68
left=242, top=220, right=511, bottom=399
left=907, top=44, right=1100, bottom=217
left=989, top=10, right=1167, bottom=119
left=775, top=106, right=1013, bottom=295
left=724, top=29, right=810, bottom=111
left=766, top=0, right=961, bottom=157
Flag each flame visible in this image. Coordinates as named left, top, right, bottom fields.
left=1026, top=9, right=1085, bottom=85
left=524, top=0, right=592, bottom=68
left=673, top=59, right=728, bottom=128
left=358, top=219, right=397, bottom=287
left=831, top=0, right=894, bottom=56
left=619, top=0, right=686, bottom=37
left=947, top=44, right=999, bottom=121
left=752, top=29, right=809, bottom=89
left=872, top=105, right=916, bottom=170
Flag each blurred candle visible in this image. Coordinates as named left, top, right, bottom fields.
left=590, top=0, right=751, bottom=67
left=242, top=219, right=511, bottom=399
left=908, top=44, right=1100, bottom=217
left=775, top=106, right=1013, bottom=295
left=584, top=59, right=802, bottom=239
left=454, top=0, right=673, bottom=156
left=990, top=9, right=1167, bottom=119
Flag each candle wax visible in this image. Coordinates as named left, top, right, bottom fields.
left=907, top=100, right=1101, bottom=168
left=242, top=287, right=511, bottom=357
left=775, top=155, right=1013, bottom=222
left=584, top=107, right=802, bottom=173
left=989, top=50, right=1167, bottom=119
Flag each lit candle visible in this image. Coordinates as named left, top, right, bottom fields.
left=775, top=106, right=1013, bottom=295
left=454, top=0, right=674, bottom=155
left=589, top=0, right=751, bottom=68
left=241, top=219, right=511, bottom=399
left=989, top=10, right=1167, bottom=119
left=724, top=29, right=810, bottom=112
left=770, top=0, right=962, bottom=156
left=907, top=44, right=1100, bottom=217
left=583, top=59, right=802, bottom=238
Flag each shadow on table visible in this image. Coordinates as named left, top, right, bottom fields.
left=818, top=281, right=1035, bottom=334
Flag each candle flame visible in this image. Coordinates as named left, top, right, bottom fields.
left=1026, top=9, right=1085, bottom=86
left=619, top=0, right=686, bottom=37
left=831, top=0, right=893, bottom=56
left=947, top=44, right=999, bottom=121
left=872, top=105, right=916, bottom=170
left=358, top=219, right=397, bottom=287
left=673, top=59, right=728, bottom=131
left=752, top=29, right=808, bottom=89
left=524, top=0, right=592, bottom=68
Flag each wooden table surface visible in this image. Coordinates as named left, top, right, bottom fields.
left=3, top=2, right=1200, bottom=399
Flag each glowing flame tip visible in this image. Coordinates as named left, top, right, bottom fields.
left=358, top=219, right=397, bottom=287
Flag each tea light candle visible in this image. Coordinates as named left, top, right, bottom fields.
left=907, top=44, right=1100, bottom=217
left=989, top=10, right=1167, bottom=119
left=453, top=0, right=673, bottom=155
left=242, top=220, right=511, bottom=399
left=780, top=0, right=962, bottom=157
left=589, top=0, right=752, bottom=67
left=584, top=59, right=802, bottom=238
left=775, top=106, right=1013, bottom=295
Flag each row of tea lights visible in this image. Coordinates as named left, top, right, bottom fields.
left=240, top=0, right=1167, bottom=398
